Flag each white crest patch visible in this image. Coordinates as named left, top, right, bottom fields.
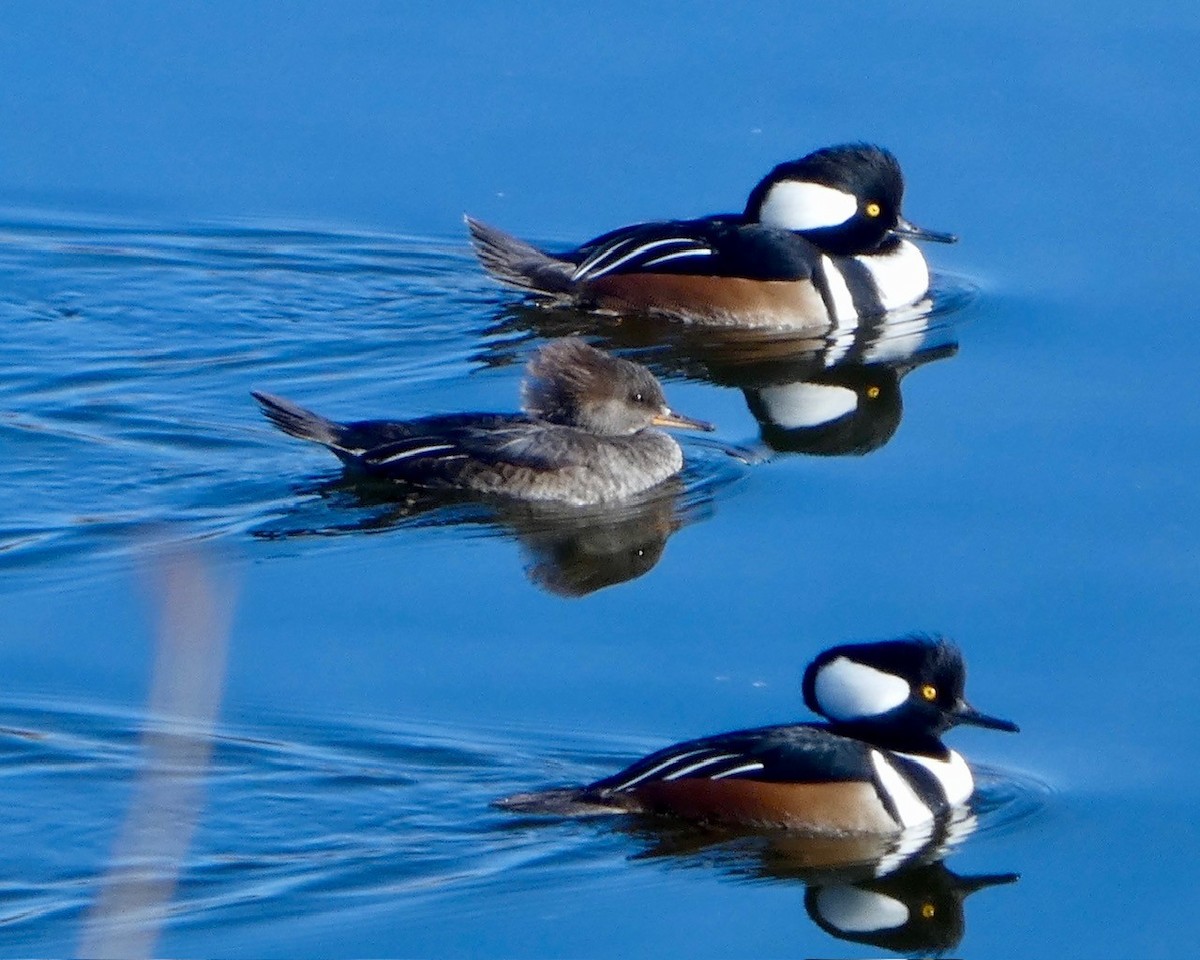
left=855, top=239, right=930, bottom=310
left=754, top=383, right=859, bottom=429
left=896, top=748, right=975, bottom=806
left=871, top=751, right=934, bottom=828
left=814, top=657, right=910, bottom=722
left=811, top=886, right=910, bottom=933
left=757, top=181, right=858, bottom=231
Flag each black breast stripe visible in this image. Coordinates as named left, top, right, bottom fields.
left=888, top=754, right=951, bottom=815
left=835, top=257, right=884, bottom=318
left=811, top=259, right=840, bottom=323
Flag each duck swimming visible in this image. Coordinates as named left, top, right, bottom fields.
left=496, top=636, right=1016, bottom=832
left=468, top=143, right=956, bottom=329
left=253, top=338, right=712, bottom=506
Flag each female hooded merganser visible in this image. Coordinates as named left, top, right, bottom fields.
left=252, top=338, right=712, bottom=506
left=496, top=636, right=1017, bottom=832
left=468, top=143, right=956, bottom=329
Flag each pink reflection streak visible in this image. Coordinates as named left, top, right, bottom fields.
left=78, top=548, right=235, bottom=959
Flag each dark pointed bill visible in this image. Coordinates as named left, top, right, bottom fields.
left=652, top=408, right=715, bottom=432
left=951, top=699, right=1019, bottom=733
left=956, top=871, right=1022, bottom=895
left=892, top=216, right=958, bottom=244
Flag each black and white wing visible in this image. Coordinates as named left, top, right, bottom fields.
left=590, top=724, right=874, bottom=793
left=352, top=414, right=565, bottom=482
left=567, top=218, right=822, bottom=283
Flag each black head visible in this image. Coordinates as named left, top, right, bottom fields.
left=801, top=636, right=1018, bottom=743
left=521, top=338, right=713, bottom=436
left=744, top=143, right=956, bottom=256
left=806, top=863, right=1018, bottom=954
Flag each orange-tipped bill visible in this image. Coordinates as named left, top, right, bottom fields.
left=652, top=408, right=715, bottom=432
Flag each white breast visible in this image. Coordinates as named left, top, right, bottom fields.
left=870, top=750, right=935, bottom=829
left=895, top=748, right=975, bottom=806
left=820, top=254, right=858, bottom=322
left=855, top=240, right=931, bottom=310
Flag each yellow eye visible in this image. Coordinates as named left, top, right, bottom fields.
left=921, top=903, right=936, bottom=919
left=866, top=386, right=880, bottom=399
left=865, top=201, right=881, bottom=218
left=921, top=684, right=937, bottom=701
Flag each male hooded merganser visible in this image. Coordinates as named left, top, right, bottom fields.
left=468, top=143, right=956, bottom=329
left=496, top=636, right=1017, bottom=832
left=252, top=338, right=712, bottom=506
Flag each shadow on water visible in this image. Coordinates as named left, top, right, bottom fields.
left=618, top=818, right=1018, bottom=957
left=479, top=277, right=974, bottom=458
left=0, top=690, right=1046, bottom=957
left=0, top=539, right=1049, bottom=956
left=252, top=446, right=747, bottom=597
left=1, top=218, right=770, bottom=595
left=0, top=219, right=505, bottom=590
left=492, top=761, right=1043, bottom=957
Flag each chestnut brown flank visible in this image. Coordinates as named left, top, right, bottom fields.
left=585, top=274, right=831, bottom=326
left=627, top=779, right=897, bottom=832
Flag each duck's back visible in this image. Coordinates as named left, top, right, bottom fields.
left=343, top=413, right=683, bottom=505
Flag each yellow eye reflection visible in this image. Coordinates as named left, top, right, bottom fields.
left=921, top=684, right=938, bottom=701
left=921, top=902, right=936, bottom=919
left=865, top=201, right=882, bottom=218
left=866, top=385, right=881, bottom=399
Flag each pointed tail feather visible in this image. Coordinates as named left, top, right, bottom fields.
left=465, top=215, right=577, bottom=295
left=252, top=391, right=345, bottom=449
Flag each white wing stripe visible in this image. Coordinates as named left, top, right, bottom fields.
left=708, top=761, right=765, bottom=780
left=661, top=752, right=741, bottom=780
left=609, top=748, right=711, bottom=790
left=574, top=237, right=702, bottom=281
left=570, top=237, right=638, bottom=280
left=375, top=443, right=455, bottom=464
left=639, top=248, right=714, bottom=269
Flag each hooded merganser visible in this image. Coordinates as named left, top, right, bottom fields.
left=468, top=143, right=956, bottom=329
left=496, top=636, right=1017, bottom=832
left=806, top=861, right=1018, bottom=954
left=252, top=338, right=713, bottom=506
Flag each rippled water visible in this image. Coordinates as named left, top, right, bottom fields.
left=1, top=691, right=1049, bottom=958
left=5, top=3, right=1200, bottom=958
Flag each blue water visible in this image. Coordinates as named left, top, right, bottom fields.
left=3, top=3, right=1200, bottom=957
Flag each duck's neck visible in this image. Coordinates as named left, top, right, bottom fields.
left=827, top=721, right=951, bottom=761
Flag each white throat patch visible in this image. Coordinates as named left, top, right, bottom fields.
left=896, top=748, right=975, bottom=806
left=854, top=239, right=930, bottom=309
left=814, top=657, right=910, bottom=721
left=757, top=181, right=858, bottom=231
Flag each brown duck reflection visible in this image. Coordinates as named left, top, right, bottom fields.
left=482, top=297, right=959, bottom=457
left=609, top=813, right=1015, bottom=956
left=255, top=474, right=712, bottom=597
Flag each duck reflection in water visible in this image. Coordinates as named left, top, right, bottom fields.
left=517, top=808, right=1015, bottom=956
left=483, top=297, right=959, bottom=457
left=623, top=814, right=1015, bottom=956
left=254, top=474, right=713, bottom=598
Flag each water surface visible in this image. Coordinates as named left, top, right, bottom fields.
left=3, top=2, right=1200, bottom=957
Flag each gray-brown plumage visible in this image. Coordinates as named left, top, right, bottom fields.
left=252, top=339, right=712, bottom=506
